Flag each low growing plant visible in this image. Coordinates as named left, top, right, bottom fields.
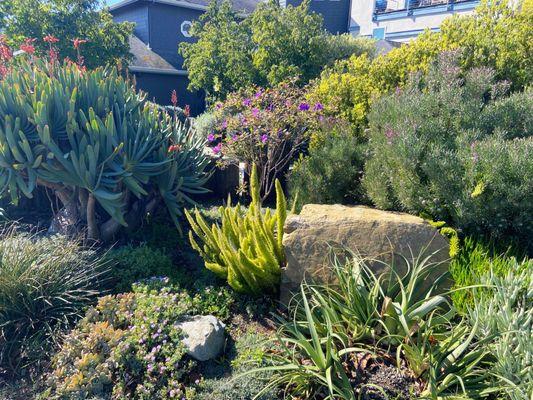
left=0, top=227, right=106, bottom=376
left=467, top=260, right=533, bottom=399
left=252, top=250, right=497, bottom=399
left=186, top=164, right=286, bottom=294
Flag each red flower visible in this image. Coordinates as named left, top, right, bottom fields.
left=184, top=105, right=190, bottom=117
left=171, top=90, right=178, bottom=107
left=43, top=35, right=59, bottom=44
left=72, top=38, right=87, bottom=50
left=20, top=38, right=36, bottom=55
left=168, top=144, right=181, bottom=152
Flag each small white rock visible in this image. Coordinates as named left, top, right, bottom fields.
left=176, top=315, right=225, bottom=361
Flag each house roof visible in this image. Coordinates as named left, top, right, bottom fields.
left=109, top=0, right=260, bottom=14
left=128, top=35, right=187, bottom=75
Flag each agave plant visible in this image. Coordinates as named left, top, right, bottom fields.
left=0, top=57, right=210, bottom=241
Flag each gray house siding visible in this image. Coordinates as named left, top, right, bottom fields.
left=112, top=4, right=150, bottom=44
left=147, top=4, right=203, bottom=70
left=285, top=0, right=351, bottom=34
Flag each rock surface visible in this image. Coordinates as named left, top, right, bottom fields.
left=281, top=205, right=450, bottom=303
left=176, top=315, right=225, bottom=361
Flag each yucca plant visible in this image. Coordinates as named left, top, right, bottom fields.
left=185, top=164, right=286, bottom=294
left=0, top=226, right=106, bottom=376
left=0, top=57, right=210, bottom=241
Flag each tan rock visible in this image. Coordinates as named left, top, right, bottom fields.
left=281, top=205, right=450, bottom=304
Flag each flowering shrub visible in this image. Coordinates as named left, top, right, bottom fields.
left=363, top=52, right=533, bottom=249
left=309, top=0, right=532, bottom=132
left=41, top=280, right=237, bottom=399
left=209, top=81, right=324, bottom=200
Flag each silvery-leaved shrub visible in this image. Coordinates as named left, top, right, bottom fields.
left=363, top=51, right=532, bottom=250
left=468, top=259, right=533, bottom=399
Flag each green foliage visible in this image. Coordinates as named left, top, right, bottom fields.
left=0, top=58, right=210, bottom=241
left=467, top=261, right=533, bottom=399
left=210, top=81, right=323, bottom=199
left=253, top=250, right=495, bottom=399
left=194, top=331, right=279, bottom=400
left=105, top=244, right=177, bottom=293
left=363, top=53, right=532, bottom=248
left=41, top=285, right=192, bottom=399
left=0, top=228, right=105, bottom=376
left=288, top=124, right=367, bottom=210
left=310, top=0, right=532, bottom=132
left=450, top=237, right=527, bottom=312
left=180, top=0, right=373, bottom=101
left=0, top=0, right=133, bottom=69
left=186, top=164, right=286, bottom=295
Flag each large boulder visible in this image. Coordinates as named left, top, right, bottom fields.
left=176, top=315, right=225, bottom=361
left=281, top=205, right=450, bottom=303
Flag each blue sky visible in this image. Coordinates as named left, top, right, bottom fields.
left=105, top=0, right=121, bottom=5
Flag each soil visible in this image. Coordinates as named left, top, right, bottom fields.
left=344, top=352, right=419, bottom=400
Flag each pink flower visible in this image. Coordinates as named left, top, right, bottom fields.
left=251, top=108, right=260, bottom=118
left=242, top=98, right=252, bottom=107
left=261, top=134, right=268, bottom=144
left=207, top=133, right=215, bottom=142
left=212, top=143, right=222, bottom=155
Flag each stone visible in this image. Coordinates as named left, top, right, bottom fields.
left=281, top=205, right=450, bottom=304
left=176, top=315, right=225, bottom=361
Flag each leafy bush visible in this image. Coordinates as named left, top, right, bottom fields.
left=449, top=237, right=526, bottom=312
left=468, top=260, right=532, bottom=399
left=180, top=0, right=373, bottom=101
left=0, top=228, right=105, bottom=376
left=309, top=0, right=532, bottom=132
left=0, top=55, right=210, bottom=242
left=209, top=81, right=323, bottom=199
left=105, top=244, right=178, bottom=293
left=363, top=53, right=533, bottom=248
left=186, top=165, right=286, bottom=295
left=288, top=124, right=367, bottom=209
left=254, top=250, right=496, bottom=400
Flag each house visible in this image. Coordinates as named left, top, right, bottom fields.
left=110, top=0, right=259, bottom=114
left=350, top=0, right=480, bottom=42
left=281, top=0, right=352, bottom=34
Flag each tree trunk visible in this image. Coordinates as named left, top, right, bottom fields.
left=48, top=188, right=80, bottom=236
left=86, top=193, right=99, bottom=241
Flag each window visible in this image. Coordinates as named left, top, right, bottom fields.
left=180, top=20, right=192, bottom=38
left=372, top=27, right=385, bottom=39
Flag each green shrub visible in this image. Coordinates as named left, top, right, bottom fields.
left=105, top=244, right=177, bottom=293
left=449, top=237, right=526, bottom=312
left=363, top=53, right=532, bottom=248
left=468, top=260, right=532, bottom=399
left=194, top=332, right=279, bottom=400
left=0, top=56, right=210, bottom=242
left=309, top=0, right=532, bottom=132
left=254, top=250, right=496, bottom=400
left=186, top=164, right=286, bottom=295
left=288, top=125, right=367, bottom=209
left=0, top=229, right=105, bottom=376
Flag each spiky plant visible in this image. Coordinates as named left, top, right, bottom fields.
left=0, top=57, right=210, bottom=241
left=0, top=226, right=106, bottom=376
left=185, top=164, right=286, bottom=294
